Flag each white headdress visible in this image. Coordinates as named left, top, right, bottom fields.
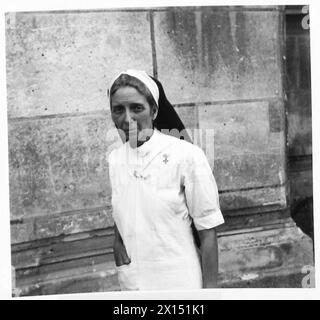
left=108, top=69, right=159, bottom=106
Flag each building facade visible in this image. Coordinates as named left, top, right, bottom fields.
left=6, top=5, right=313, bottom=295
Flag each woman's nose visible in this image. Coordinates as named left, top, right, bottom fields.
left=124, top=109, right=135, bottom=123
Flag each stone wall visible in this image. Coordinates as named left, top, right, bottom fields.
left=6, top=6, right=312, bottom=295
left=7, top=7, right=287, bottom=243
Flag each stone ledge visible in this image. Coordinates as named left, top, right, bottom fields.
left=218, top=221, right=314, bottom=286
left=12, top=218, right=314, bottom=296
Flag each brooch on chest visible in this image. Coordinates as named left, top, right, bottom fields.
left=162, top=153, right=169, bottom=164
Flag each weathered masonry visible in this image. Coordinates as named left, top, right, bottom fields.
left=6, top=6, right=313, bottom=295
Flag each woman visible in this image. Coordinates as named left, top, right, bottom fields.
left=108, top=69, right=224, bottom=290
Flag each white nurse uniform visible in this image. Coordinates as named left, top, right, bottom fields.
left=108, top=129, right=224, bottom=290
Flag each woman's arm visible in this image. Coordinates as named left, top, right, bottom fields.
left=113, top=223, right=131, bottom=267
left=198, top=227, right=219, bottom=288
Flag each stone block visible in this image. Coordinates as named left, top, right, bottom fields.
left=33, top=208, right=114, bottom=241
left=10, top=221, right=34, bottom=244
left=6, top=11, right=153, bottom=118
left=219, top=185, right=287, bottom=212
left=8, top=113, right=116, bottom=219
left=154, top=9, right=281, bottom=104
left=218, top=221, right=314, bottom=286
left=215, top=153, right=285, bottom=191
left=198, top=101, right=285, bottom=159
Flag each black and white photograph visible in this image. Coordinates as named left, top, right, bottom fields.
left=1, top=1, right=318, bottom=299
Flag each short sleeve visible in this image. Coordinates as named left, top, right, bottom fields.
left=183, top=146, right=224, bottom=230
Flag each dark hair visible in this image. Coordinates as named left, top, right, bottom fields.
left=109, top=74, right=158, bottom=114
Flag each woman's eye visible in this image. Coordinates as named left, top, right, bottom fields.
left=133, top=105, right=144, bottom=112
left=112, top=106, right=124, bottom=114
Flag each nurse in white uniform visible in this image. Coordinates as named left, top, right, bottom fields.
left=108, top=70, right=224, bottom=290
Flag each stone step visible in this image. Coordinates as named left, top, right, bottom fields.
left=12, top=218, right=314, bottom=296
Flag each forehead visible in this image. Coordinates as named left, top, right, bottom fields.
left=111, top=86, right=148, bottom=105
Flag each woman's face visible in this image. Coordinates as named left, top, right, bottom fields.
left=110, top=86, right=157, bottom=147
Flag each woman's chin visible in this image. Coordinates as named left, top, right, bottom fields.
left=128, top=137, right=148, bottom=149
left=129, top=139, right=138, bottom=148
left=128, top=133, right=139, bottom=148
left=126, top=130, right=152, bottom=148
